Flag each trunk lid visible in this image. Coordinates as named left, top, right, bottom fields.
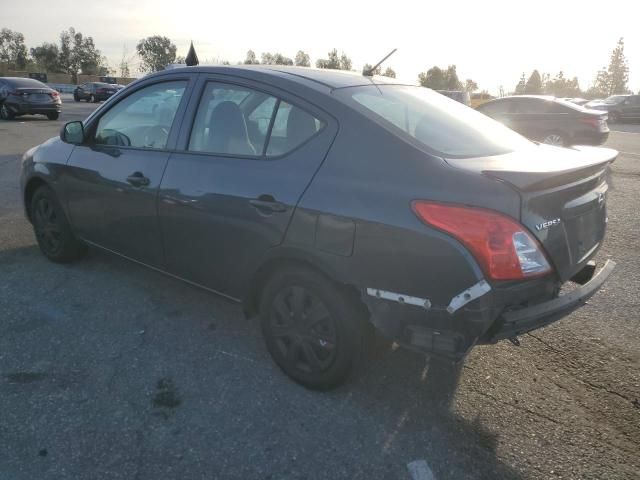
left=446, top=144, right=617, bottom=280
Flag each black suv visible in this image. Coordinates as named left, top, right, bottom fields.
left=73, top=82, right=117, bottom=103
left=586, top=95, right=640, bottom=123
left=476, top=95, right=609, bottom=146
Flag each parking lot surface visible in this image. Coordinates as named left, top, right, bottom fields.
left=1, top=97, right=639, bottom=479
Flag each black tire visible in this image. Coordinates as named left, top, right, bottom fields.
left=30, top=185, right=86, bottom=263
left=259, top=266, right=369, bottom=390
left=0, top=103, right=14, bottom=120
left=46, top=112, right=59, bottom=120
left=608, top=111, right=620, bottom=124
left=73, top=93, right=80, bottom=102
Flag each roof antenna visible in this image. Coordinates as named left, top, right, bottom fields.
left=363, top=48, right=397, bottom=77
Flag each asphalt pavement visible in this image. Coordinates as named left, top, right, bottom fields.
left=0, top=97, right=638, bottom=480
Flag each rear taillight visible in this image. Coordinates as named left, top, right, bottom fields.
left=580, top=117, right=602, bottom=128
left=50, top=91, right=60, bottom=98
left=412, top=201, right=552, bottom=281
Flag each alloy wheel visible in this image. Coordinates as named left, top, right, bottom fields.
left=0, top=104, right=11, bottom=119
left=33, top=197, right=62, bottom=255
left=542, top=133, right=564, bottom=146
left=268, top=286, right=338, bottom=375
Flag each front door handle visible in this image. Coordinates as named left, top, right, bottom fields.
left=249, top=195, right=287, bottom=213
left=126, top=172, right=150, bottom=187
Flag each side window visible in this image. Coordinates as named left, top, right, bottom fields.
left=94, top=80, right=186, bottom=149
left=266, top=102, right=324, bottom=156
left=478, top=100, right=511, bottom=115
left=188, top=82, right=271, bottom=156
left=512, top=99, right=548, bottom=114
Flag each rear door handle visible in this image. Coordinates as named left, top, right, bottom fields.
left=249, top=195, right=287, bottom=213
left=126, top=171, right=150, bottom=187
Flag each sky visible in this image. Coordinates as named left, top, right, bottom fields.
left=3, top=0, right=639, bottom=94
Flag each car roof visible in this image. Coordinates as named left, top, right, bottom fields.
left=145, top=65, right=404, bottom=92
left=499, top=95, right=557, bottom=101
left=2, top=77, right=48, bottom=88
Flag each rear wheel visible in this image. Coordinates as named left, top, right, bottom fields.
left=73, top=93, right=80, bottom=102
left=0, top=104, right=14, bottom=120
left=46, top=112, right=59, bottom=120
left=542, top=132, right=566, bottom=147
left=30, top=185, right=86, bottom=263
left=259, top=266, right=368, bottom=390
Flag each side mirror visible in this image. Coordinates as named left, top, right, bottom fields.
left=61, top=121, right=85, bottom=144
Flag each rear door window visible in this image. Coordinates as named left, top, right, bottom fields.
left=188, top=82, right=324, bottom=157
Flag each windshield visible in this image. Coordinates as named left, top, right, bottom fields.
left=336, top=85, right=531, bottom=158
left=603, top=95, right=627, bottom=104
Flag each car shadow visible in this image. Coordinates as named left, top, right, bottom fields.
left=0, top=244, right=524, bottom=479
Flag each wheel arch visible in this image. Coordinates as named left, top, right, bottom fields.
left=242, top=250, right=365, bottom=320
left=23, top=176, right=50, bottom=223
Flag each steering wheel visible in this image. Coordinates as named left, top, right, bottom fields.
left=143, top=125, right=169, bottom=148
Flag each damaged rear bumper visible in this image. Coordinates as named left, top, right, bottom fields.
left=362, top=260, right=615, bottom=360
left=485, top=260, right=615, bottom=342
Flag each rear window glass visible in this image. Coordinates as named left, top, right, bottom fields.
left=337, top=85, right=531, bottom=158
left=7, top=78, right=47, bottom=88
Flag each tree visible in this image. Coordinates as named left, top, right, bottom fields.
left=30, top=43, right=61, bottom=72
left=136, top=35, right=177, bottom=72
left=382, top=67, right=396, bottom=78
left=544, top=71, right=581, bottom=97
left=0, top=28, right=28, bottom=69
left=514, top=72, right=527, bottom=94
left=294, top=50, right=310, bottom=67
left=524, top=70, right=543, bottom=94
left=244, top=50, right=259, bottom=65
left=464, top=78, right=478, bottom=93
left=55, top=28, right=108, bottom=80
left=362, top=63, right=381, bottom=76
left=316, top=49, right=351, bottom=70
left=418, top=65, right=462, bottom=90
left=607, top=37, right=629, bottom=95
left=261, top=52, right=293, bottom=65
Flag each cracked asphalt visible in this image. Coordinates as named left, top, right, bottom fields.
left=0, top=96, right=639, bottom=479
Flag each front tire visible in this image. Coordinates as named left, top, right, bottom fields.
left=30, top=185, right=86, bottom=263
left=73, top=93, right=80, bottom=102
left=259, top=266, right=368, bottom=390
left=0, top=103, right=14, bottom=120
left=46, top=112, right=59, bottom=120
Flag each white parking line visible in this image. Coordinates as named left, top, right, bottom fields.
left=407, top=460, right=436, bottom=480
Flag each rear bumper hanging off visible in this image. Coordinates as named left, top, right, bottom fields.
left=487, top=260, right=615, bottom=342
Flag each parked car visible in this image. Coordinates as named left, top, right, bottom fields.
left=0, top=77, right=62, bottom=120
left=73, top=82, right=118, bottom=103
left=585, top=94, right=640, bottom=123
left=21, top=66, right=616, bottom=389
left=476, top=95, right=609, bottom=146
left=111, top=84, right=126, bottom=91
left=470, top=92, right=494, bottom=108
left=436, top=90, right=471, bottom=106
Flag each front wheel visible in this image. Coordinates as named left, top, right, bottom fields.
left=259, top=266, right=369, bottom=390
left=608, top=111, right=620, bottom=124
left=30, top=185, right=87, bottom=263
left=46, top=112, right=59, bottom=120
left=0, top=103, right=14, bottom=120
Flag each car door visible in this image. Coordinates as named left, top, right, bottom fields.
left=158, top=76, right=338, bottom=297
left=63, top=75, right=194, bottom=267
left=623, top=96, right=640, bottom=119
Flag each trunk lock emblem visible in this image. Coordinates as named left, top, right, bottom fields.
left=535, top=218, right=561, bottom=231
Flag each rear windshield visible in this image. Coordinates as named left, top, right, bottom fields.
left=336, top=85, right=531, bottom=158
